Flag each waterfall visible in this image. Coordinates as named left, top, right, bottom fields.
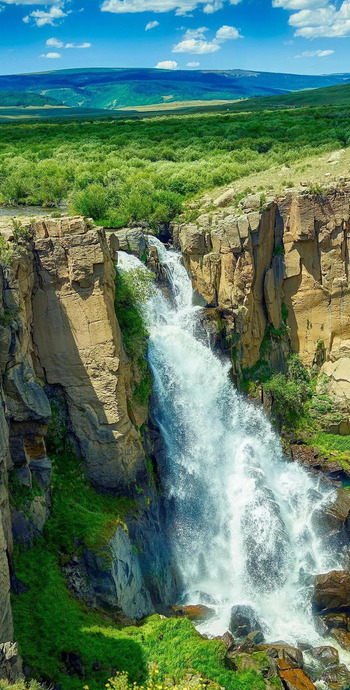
left=118, top=240, right=342, bottom=648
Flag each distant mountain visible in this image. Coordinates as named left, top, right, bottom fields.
left=0, top=68, right=350, bottom=110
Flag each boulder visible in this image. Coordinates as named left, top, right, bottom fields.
left=229, top=605, right=262, bottom=638
left=324, top=488, right=350, bottom=534
left=277, top=659, right=316, bottom=690
left=320, top=663, right=350, bottom=690
left=215, top=631, right=235, bottom=651
left=313, top=570, right=350, bottom=613
left=323, top=612, right=348, bottom=630
left=111, top=228, right=147, bottom=259
left=308, top=645, right=339, bottom=668
left=171, top=604, right=215, bottom=622
left=257, top=644, right=303, bottom=669
left=330, top=627, right=350, bottom=651
left=247, top=630, right=265, bottom=644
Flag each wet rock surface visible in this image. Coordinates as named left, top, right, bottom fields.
left=313, top=570, right=350, bottom=613
left=229, top=604, right=262, bottom=638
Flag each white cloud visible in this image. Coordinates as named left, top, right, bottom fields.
left=2, top=0, right=61, bottom=4
left=187, top=60, right=200, bottom=65
left=273, top=0, right=350, bottom=38
left=65, top=41, right=91, bottom=48
left=146, top=19, right=159, bottom=28
left=183, top=25, right=208, bottom=38
left=173, top=23, right=242, bottom=53
left=173, top=37, right=220, bottom=52
left=46, top=37, right=63, bottom=47
left=155, top=59, right=178, bottom=68
left=273, top=0, right=328, bottom=9
left=295, top=48, right=334, bottom=55
left=40, top=51, right=61, bottom=58
left=23, top=5, right=69, bottom=26
left=215, top=24, right=242, bottom=40
left=101, top=0, right=241, bottom=16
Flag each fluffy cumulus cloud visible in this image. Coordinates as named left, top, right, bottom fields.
left=40, top=51, right=61, bottom=58
left=173, top=37, right=220, bottom=51
left=155, top=59, right=178, bottom=68
left=273, top=0, right=350, bottom=38
left=23, top=5, right=69, bottom=26
left=101, top=0, right=241, bottom=17
left=146, top=19, right=159, bottom=28
left=295, top=48, right=334, bottom=55
left=173, top=23, right=241, bottom=52
left=215, top=24, right=241, bottom=39
left=46, top=36, right=63, bottom=47
left=187, top=60, right=200, bottom=65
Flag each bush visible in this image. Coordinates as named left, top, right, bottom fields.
left=0, top=236, right=12, bottom=267
left=72, top=183, right=110, bottom=220
left=263, top=355, right=312, bottom=425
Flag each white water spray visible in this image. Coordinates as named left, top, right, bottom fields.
left=118, top=240, right=342, bottom=647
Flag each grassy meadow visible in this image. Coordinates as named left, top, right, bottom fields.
left=0, top=102, right=350, bottom=227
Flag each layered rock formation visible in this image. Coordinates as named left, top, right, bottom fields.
left=0, top=216, right=176, bottom=654
left=174, top=186, right=350, bottom=375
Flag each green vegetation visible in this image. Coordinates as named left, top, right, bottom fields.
left=309, top=431, right=350, bottom=455
left=8, top=471, right=44, bottom=512
left=241, top=314, right=312, bottom=427
left=0, top=681, right=43, bottom=690
left=0, top=308, right=15, bottom=327
left=263, top=355, right=311, bottom=425
left=0, top=92, right=61, bottom=108
left=115, top=267, right=154, bottom=406
left=0, top=103, right=349, bottom=223
left=12, top=546, right=266, bottom=690
left=44, top=447, right=135, bottom=554
left=0, top=236, right=12, bottom=267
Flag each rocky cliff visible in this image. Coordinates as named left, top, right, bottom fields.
left=174, top=184, right=350, bottom=433
left=0, top=216, right=176, bottom=654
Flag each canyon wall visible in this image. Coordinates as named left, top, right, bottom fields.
left=0, top=216, right=176, bottom=652
left=174, top=185, right=350, bottom=430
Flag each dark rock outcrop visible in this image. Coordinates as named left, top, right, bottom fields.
left=229, top=604, right=262, bottom=638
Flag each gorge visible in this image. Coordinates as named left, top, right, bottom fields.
left=0, top=182, right=350, bottom=690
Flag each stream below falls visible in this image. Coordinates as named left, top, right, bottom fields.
left=118, top=238, right=345, bottom=654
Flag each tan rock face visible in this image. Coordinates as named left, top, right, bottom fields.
left=175, top=187, right=350, bottom=372
left=29, top=217, right=145, bottom=491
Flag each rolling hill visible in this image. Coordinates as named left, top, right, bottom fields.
left=1, top=67, right=350, bottom=111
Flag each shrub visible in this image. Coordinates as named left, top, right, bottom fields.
left=263, top=355, right=312, bottom=424
left=72, top=183, right=109, bottom=220
left=0, top=236, right=12, bottom=267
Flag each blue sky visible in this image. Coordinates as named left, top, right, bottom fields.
left=0, top=0, right=348, bottom=76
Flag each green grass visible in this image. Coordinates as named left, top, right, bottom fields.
left=45, top=449, right=136, bottom=553
left=0, top=681, right=43, bottom=690
left=309, top=431, right=350, bottom=456
left=12, top=544, right=266, bottom=690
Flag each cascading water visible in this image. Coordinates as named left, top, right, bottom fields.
left=118, top=239, right=343, bottom=649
